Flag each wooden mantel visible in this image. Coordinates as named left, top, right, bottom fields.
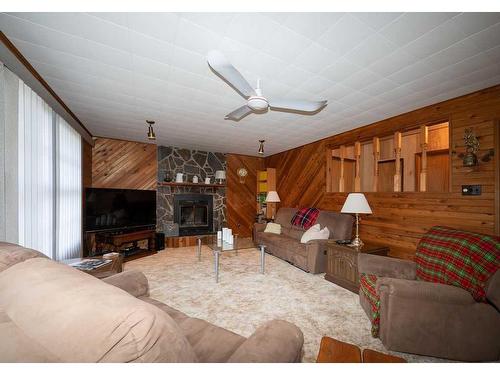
left=157, top=181, right=226, bottom=188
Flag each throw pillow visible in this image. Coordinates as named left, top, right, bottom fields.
left=291, top=208, right=320, bottom=229
left=300, top=224, right=330, bottom=243
left=264, top=222, right=282, bottom=234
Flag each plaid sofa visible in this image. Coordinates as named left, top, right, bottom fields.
left=358, top=226, right=500, bottom=361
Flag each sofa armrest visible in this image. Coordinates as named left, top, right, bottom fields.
left=253, top=223, right=267, bottom=241
left=305, top=239, right=329, bottom=273
left=358, top=253, right=416, bottom=280
left=377, top=277, right=474, bottom=305
left=102, top=270, right=149, bottom=297
left=486, top=271, right=500, bottom=310
left=227, top=320, right=304, bottom=363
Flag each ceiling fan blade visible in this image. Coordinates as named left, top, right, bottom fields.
left=225, top=105, right=253, bottom=121
left=207, top=50, right=257, bottom=98
left=269, top=99, right=327, bottom=113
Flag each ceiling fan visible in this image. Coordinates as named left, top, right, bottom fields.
left=207, top=50, right=327, bottom=121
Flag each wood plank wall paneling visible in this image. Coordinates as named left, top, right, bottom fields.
left=82, top=141, right=93, bottom=188
left=226, top=154, right=265, bottom=237
left=91, top=137, right=157, bottom=190
left=266, top=85, right=500, bottom=260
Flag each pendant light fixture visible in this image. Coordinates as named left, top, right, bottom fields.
left=146, top=120, right=156, bottom=140
left=258, top=140, right=265, bottom=155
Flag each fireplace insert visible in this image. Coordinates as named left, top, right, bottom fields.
left=174, top=194, right=214, bottom=235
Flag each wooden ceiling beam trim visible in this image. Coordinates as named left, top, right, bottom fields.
left=0, top=31, right=93, bottom=145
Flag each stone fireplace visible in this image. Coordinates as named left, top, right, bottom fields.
left=156, top=146, right=226, bottom=235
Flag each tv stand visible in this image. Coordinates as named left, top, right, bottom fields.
left=84, top=226, right=156, bottom=260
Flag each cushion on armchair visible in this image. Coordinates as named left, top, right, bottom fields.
left=415, top=226, right=500, bottom=302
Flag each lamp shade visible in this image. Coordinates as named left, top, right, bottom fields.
left=341, top=193, right=372, bottom=214
left=265, top=191, right=281, bottom=203
left=215, top=170, right=226, bottom=180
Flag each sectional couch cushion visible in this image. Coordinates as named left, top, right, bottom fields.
left=0, top=241, right=48, bottom=272
left=0, top=258, right=197, bottom=362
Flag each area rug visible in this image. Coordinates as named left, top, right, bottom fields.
left=124, top=245, right=446, bottom=363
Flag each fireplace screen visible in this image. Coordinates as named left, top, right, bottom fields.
left=180, top=203, right=208, bottom=227
left=174, top=194, right=214, bottom=235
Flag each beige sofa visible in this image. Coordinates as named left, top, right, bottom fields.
left=0, top=242, right=304, bottom=363
left=253, top=208, right=354, bottom=274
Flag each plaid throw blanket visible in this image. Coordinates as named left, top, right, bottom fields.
left=359, top=273, right=380, bottom=337
left=415, top=226, right=500, bottom=301
left=291, top=208, right=320, bottom=230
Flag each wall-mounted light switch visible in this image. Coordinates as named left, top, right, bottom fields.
left=461, top=185, right=481, bottom=195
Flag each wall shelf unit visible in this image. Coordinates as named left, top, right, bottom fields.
left=256, top=168, right=276, bottom=219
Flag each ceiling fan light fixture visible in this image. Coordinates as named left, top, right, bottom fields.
left=258, top=140, right=265, bottom=155
left=247, top=96, right=268, bottom=111
left=146, top=120, right=156, bottom=140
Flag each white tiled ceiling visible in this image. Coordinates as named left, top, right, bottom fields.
left=1, top=12, right=500, bottom=155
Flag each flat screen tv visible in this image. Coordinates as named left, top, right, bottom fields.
left=84, top=188, right=156, bottom=231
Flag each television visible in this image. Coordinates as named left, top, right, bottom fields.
left=84, top=188, right=156, bottom=231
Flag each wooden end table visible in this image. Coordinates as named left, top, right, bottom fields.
left=60, top=253, right=123, bottom=279
left=325, top=240, right=389, bottom=293
left=317, top=336, right=406, bottom=363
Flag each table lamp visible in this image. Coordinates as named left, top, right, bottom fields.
left=265, top=190, right=280, bottom=220
left=215, top=170, right=226, bottom=184
left=341, top=193, right=372, bottom=248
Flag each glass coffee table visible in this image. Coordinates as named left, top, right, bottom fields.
left=196, top=235, right=266, bottom=283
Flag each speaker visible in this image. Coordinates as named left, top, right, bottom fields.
left=155, top=232, right=165, bottom=250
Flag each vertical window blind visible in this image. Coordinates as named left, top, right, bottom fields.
left=17, top=80, right=54, bottom=258
left=17, top=79, right=82, bottom=260
left=56, top=115, right=82, bottom=260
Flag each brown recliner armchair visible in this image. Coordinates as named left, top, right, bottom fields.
left=358, top=227, right=500, bottom=362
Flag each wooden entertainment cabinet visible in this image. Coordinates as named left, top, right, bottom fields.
left=84, top=226, right=157, bottom=260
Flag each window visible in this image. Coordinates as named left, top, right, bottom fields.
left=17, top=79, right=82, bottom=259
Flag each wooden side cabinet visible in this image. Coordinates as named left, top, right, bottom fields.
left=325, top=241, right=389, bottom=293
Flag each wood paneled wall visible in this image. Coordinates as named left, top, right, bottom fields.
left=226, top=154, right=265, bottom=237
left=82, top=141, right=93, bottom=188
left=266, top=85, right=500, bottom=260
left=91, top=137, right=157, bottom=190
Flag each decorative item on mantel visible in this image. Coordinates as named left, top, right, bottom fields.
left=341, top=193, right=372, bottom=248
left=176, top=173, right=186, bottom=183
left=215, top=170, right=226, bottom=184
left=205, top=177, right=211, bottom=184
left=192, top=175, right=199, bottom=183
left=455, top=127, right=495, bottom=167
left=163, top=171, right=172, bottom=182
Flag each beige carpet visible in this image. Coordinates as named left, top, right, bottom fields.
left=125, top=245, right=446, bottom=363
